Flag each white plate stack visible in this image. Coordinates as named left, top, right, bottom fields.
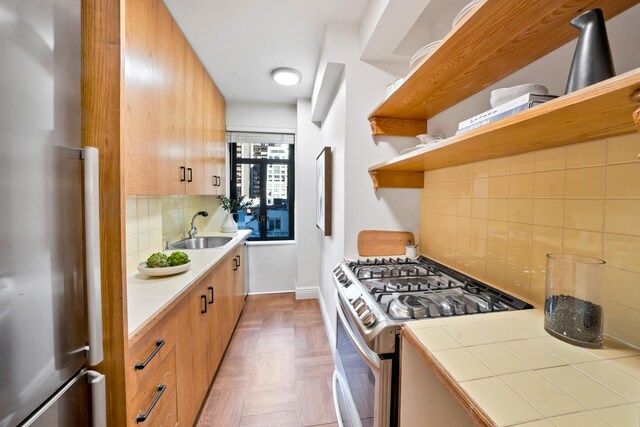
left=409, top=40, right=442, bottom=69
left=452, top=0, right=480, bottom=29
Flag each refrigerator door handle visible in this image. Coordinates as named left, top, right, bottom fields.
left=83, top=147, right=104, bottom=365
left=87, top=370, right=106, bottom=427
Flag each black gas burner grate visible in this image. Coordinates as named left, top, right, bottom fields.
left=342, top=255, right=534, bottom=319
left=349, top=258, right=444, bottom=281
left=348, top=257, right=423, bottom=268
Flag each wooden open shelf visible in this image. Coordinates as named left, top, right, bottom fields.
left=368, top=0, right=638, bottom=137
left=369, top=70, right=640, bottom=190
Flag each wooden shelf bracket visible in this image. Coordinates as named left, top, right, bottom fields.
left=370, top=116, right=427, bottom=138
left=369, top=170, right=424, bottom=191
left=631, top=89, right=640, bottom=132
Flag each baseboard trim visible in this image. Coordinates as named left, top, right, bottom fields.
left=295, top=287, right=319, bottom=300
left=317, top=288, right=336, bottom=359
left=247, top=289, right=294, bottom=296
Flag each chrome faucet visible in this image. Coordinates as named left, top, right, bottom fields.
left=188, top=211, right=209, bottom=239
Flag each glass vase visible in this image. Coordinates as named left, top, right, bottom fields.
left=544, top=254, right=605, bottom=348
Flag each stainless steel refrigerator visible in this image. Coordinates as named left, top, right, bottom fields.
left=0, top=0, right=106, bottom=426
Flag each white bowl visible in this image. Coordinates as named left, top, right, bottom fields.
left=137, top=261, right=192, bottom=277
left=416, top=134, right=443, bottom=145
left=386, top=78, right=405, bottom=96
left=490, top=84, right=549, bottom=108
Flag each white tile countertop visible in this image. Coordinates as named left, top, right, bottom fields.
left=404, top=308, right=640, bottom=427
left=126, top=230, right=251, bottom=335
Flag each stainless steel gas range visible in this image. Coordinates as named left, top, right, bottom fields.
left=331, top=256, right=533, bottom=427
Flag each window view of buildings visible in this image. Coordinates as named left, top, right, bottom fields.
left=234, top=142, right=291, bottom=238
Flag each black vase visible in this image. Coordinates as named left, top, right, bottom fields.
left=565, top=8, right=615, bottom=94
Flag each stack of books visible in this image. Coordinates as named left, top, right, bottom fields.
left=456, top=93, right=557, bottom=135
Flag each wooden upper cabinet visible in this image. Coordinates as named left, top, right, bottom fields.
left=185, top=44, right=205, bottom=195
left=124, top=0, right=226, bottom=196
left=214, top=84, right=227, bottom=194
left=124, top=0, right=159, bottom=195
left=156, top=2, right=186, bottom=195
left=203, top=73, right=227, bottom=195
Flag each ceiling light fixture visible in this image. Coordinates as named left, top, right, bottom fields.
left=271, top=68, right=302, bottom=86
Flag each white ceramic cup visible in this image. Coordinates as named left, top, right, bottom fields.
left=406, top=245, right=417, bottom=259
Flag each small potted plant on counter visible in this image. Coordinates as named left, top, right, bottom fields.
left=217, top=195, right=254, bottom=233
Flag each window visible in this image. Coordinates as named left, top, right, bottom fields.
left=228, top=131, right=295, bottom=241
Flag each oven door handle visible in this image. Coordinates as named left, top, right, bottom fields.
left=334, top=290, right=380, bottom=371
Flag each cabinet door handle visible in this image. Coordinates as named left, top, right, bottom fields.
left=212, top=175, right=216, bottom=187
left=216, top=176, right=221, bottom=186
left=236, top=255, right=241, bottom=268
left=200, top=295, right=207, bottom=314
left=187, top=168, right=193, bottom=183
left=233, top=258, right=238, bottom=271
left=180, top=166, right=186, bottom=182
left=208, top=286, right=214, bottom=304
left=134, top=339, right=165, bottom=370
left=136, top=384, right=166, bottom=423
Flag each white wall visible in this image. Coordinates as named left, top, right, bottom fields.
left=226, top=100, right=297, bottom=132
left=295, top=99, right=324, bottom=294
left=247, top=244, right=298, bottom=294
left=225, top=100, right=298, bottom=294
left=308, top=24, right=423, bottom=337
left=318, top=23, right=421, bottom=258
left=319, top=78, right=347, bottom=336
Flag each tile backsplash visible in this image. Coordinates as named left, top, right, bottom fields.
left=419, top=133, right=640, bottom=348
left=125, top=195, right=224, bottom=273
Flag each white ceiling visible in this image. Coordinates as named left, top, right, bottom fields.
left=164, top=0, right=370, bottom=104
left=164, top=0, right=473, bottom=104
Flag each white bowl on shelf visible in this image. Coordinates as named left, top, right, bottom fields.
left=416, top=134, right=443, bottom=145
left=386, top=77, right=405, bottom=97
left=400, top=135, right=445, bottom=154
left=137, top=261, right=192, bottom=277
left=452, top=0, right=480, bottom=29
left=401, top=145, right=437, bottom=155
left=490, top=84, right=549, bottom=108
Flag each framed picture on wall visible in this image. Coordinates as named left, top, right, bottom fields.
left=316, top=147, right=332, bottom=236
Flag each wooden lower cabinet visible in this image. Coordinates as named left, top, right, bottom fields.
left=128, top=244, right=246, bottom=426
left=127, top=303, right=179, bottom=427
left=231, top=245, right=245, bottom=321
left=124, top=245, right=245, bottom=427
left=176, top=278, right=210, bottom=424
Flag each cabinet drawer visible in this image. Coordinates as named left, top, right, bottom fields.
left=129, top=348, right=178, bottom=427
left=129, top=311, right=178, bottom=394
left=133, top=385, right=178, bottom=427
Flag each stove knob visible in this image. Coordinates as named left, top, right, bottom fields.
left=355, top=303, right=369, bottom=316
left=352, top=300, right=366, bottom=314
left=361, top=312, right=376, bottom=327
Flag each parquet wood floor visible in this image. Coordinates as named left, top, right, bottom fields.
left=197, top=293, right=338, bottom=427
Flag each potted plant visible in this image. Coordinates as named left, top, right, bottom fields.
left=217, top=195, right=254, bottom=233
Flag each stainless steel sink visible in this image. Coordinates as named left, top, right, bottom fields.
left=168, top=236, right=232, bottom=250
